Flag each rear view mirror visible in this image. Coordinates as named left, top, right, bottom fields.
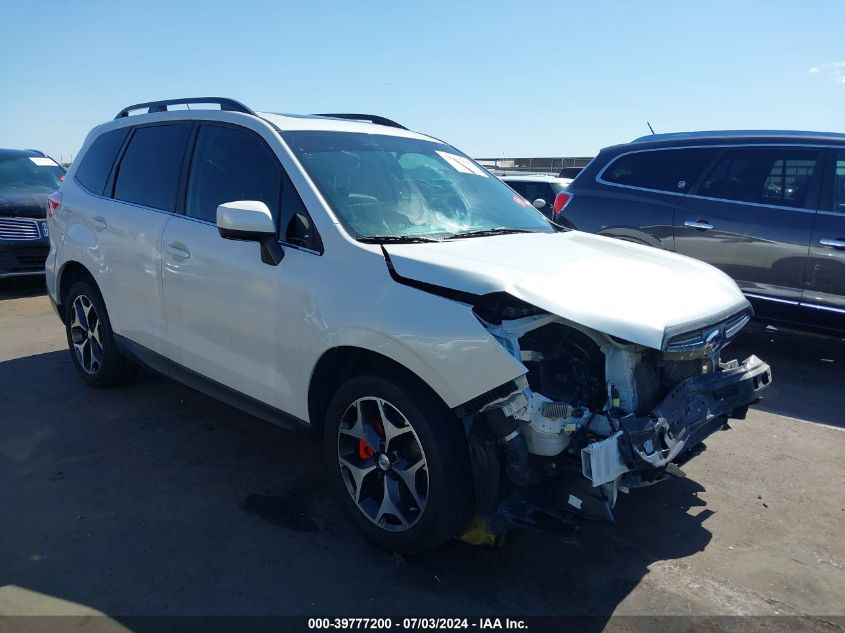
left=217, top=200, right=284, bottom=266
left=532, top=198, right=547, bottom=210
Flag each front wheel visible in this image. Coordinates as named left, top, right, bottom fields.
left=64, top=280, right=139, bottom=388
left=324, top=373, right=473, bottom=553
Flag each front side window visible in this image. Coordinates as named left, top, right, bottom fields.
left=283, top=131, right=552, bottom=241
left=698, top=148, right=820, bottom=208
left=114, top=124, right=191, bottom=211
left=279, top=171, right=322, bottom=251
left=601, top=148, right=715, bottom=193
left=186, top=125, right=282, bottom=224
left=75, top=128, right=129, bottom=195
left=0, top=154, right=64, bottom=194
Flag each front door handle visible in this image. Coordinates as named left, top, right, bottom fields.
left=92, top=216, right=108, bottom=231
left=165, top=242, right=191, bottom=260
left=684, top=220, right=714, bottom=231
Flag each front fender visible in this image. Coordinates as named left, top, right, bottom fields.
left=320, top=284, right=526, bottom=408
left=323, top=317, right=526, bottom=412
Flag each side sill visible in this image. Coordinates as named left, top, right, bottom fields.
left=114, top=335, right=307, bottom=431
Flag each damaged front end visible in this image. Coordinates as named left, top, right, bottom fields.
left=457, top=297, right=772, bottom=535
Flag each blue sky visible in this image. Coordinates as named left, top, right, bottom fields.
left=2, top=0, right=844, bottom=162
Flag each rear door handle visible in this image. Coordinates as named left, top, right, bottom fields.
left=819, top=238, right=845, bottom=250
left=684, top=220, right=714, bottom=231
left=92, top=216, right=108, bottom=231
left=165, top=242, right=191, bottom=260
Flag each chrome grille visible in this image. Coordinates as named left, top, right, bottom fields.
left=0, top=217, right=41, bottom=241
left=724, top=312, right=751, bottom=339
left=664, top=309, right=752, bottom=358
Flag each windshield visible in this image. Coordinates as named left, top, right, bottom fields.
left=0, top=155, right=64, bottom=193
left=283, top=131, right=553, bottom=241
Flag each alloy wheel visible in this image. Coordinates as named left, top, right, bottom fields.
left=337, top=397, right=429, bottom=532
left=69, top=294, right=103, bottom=374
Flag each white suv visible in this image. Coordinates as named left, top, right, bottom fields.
left=46, top=97, right=771, bottom=552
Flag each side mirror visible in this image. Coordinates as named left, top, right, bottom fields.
left=217, top=200, right=284, bottom=266
left=532, top=198, right=547, bottom=210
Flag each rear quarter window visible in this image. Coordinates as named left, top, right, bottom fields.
left=113, top=124, right=191, bottom=211
left=601, top=148, right=716, bottom=193
left=75, top=128, right=130, bottom=195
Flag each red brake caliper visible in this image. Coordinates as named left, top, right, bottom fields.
left=358, top=415, right=385, bottom=459
left=358, top=439, right=375, bottom=460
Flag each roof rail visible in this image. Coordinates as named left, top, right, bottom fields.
left=313, top=113, right=407, bottom=130
left=631, top=129, right=845, bottom=143
left=115, top=97, right=255, bottom=119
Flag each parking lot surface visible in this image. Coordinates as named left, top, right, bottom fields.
left=1, top=278, right=843, bottom=631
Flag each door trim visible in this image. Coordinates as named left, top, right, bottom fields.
left=746, top=292, right=845, bottom=314
left=744, top=292, right=799, bottom=306
left=114, top=334, right=308, bottom=430
left=801, top=302, right=845, bottom=314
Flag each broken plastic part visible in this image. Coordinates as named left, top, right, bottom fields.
left=581, top=431, right=629, bottom=486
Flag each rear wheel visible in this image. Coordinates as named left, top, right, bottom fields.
left=64, top=280, right=138, bottom=387
left=324, top=373, right=473, bottom=553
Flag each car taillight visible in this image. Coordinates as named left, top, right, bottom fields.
left=552, top=192, right=572, bottom=214
left=47, top=191, right=62, bottom=220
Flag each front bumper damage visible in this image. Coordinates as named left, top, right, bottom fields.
left=583, top=355, right=771, bottom=488
left=467, top=354, right=772, bottom=535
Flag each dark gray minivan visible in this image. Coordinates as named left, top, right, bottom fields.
left=562, top=131, right=845, bottom=333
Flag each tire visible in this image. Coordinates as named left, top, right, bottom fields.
left=324, top=373, right=473, bottom=553
left=64, top=280, right=139, bottom=388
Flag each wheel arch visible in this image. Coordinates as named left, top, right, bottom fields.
left=307, top=346, right=450, bottom=432
left=56, top=260, right=98, bottom=324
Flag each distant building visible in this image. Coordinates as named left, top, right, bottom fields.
left=476, top=156, right=593, bottom=175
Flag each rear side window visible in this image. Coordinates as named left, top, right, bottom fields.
left=114, top=124, right=191, bottom=211
left=834, top=152, right=845, bottom=213
left=507, top=181, right=556, bottom=204
left=601, top=148, right=715, bottom=193
left=698, top=148, right=820, bottom=208
left=186, top=125, right=281, bottom=223
left=75, top=128, right=129, bottom=195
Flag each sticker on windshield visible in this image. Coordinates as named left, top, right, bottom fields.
left=513, top=194, right=527, bottom=207
left=435, top=151, right=488, bottom=177
left=29, top=157, right=59, bottom=167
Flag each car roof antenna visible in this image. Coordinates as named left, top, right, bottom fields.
left=646, top=121, right=656, bottom=135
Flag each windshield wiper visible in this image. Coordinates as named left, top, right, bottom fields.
left=357, top=235, right=442, bottom=244
left=444, top=227, right=538, bottom=240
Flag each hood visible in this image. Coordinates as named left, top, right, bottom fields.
left=0, top=190, right=49, bottom=219
left=384, top=231, right=750, bottom=350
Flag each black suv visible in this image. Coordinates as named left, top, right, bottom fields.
left=0, top=148, right=65, bottom=278
left=562, top=130, right=845, bottom=333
